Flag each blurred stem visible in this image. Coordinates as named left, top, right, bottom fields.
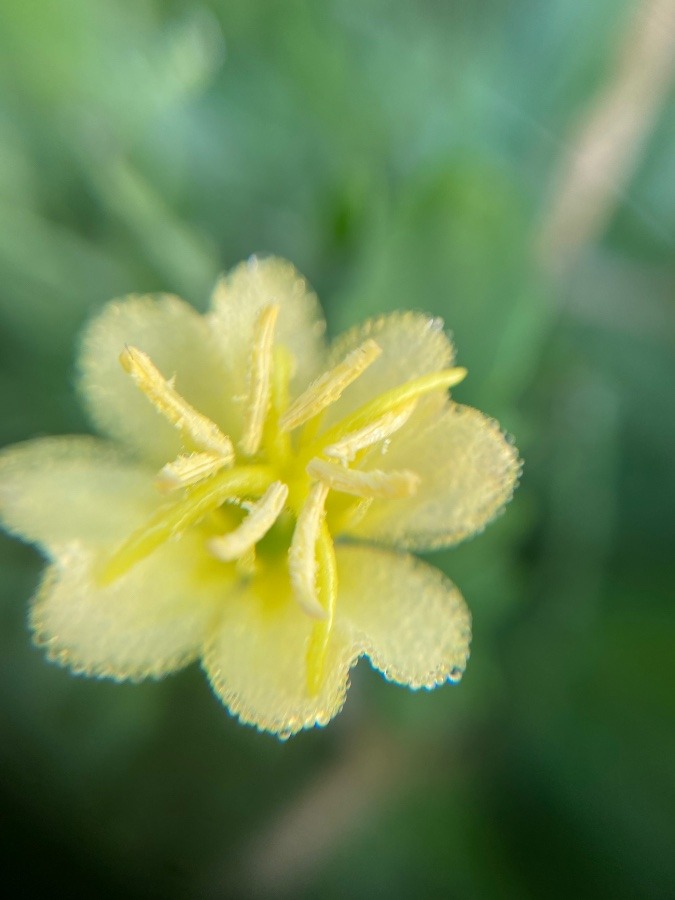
left=86, top=156, right=219, bottom=301
left=537, top=0, right=675, bottom=274
left=210, top=725, right=412, bottom=898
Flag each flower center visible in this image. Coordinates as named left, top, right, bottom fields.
left=98, top=304, right=466, bottom=691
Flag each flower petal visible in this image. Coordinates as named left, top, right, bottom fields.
left=208, top=256, right=328, bottom=404
left=202, top=564, right=360, bottom=737
left=78, top=294, right=237, bottom=465
left=336, top=546, right=471, bottom=688
left=324, top=311, right=455, bottom=425
left=0, top=436, right=158, bottom=553
left=350, top=402, right=520, bottom=550
left=31, top=535, right=223, bottom=681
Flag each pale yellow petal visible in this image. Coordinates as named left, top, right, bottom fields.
left=336, top=546, right=471, bottom=688
left=202, top=565, right=361, bottom=738
left=349, top=402, right=520, bottom=550
left=78, top=294, right=237, bottom=466
left=0, top=436, right=159, bottom=552
left=31, top=534, right=224, bottom=681
left=323, top=311, right=455, bottom=426
left=208, top=257, right=328, bottom=416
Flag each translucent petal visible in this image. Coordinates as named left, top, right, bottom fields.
left=208, top=257, right=328, bottom=412
left=336, top=546, right=471, bottom=688
left=202, top=565, right=361, bottom=737
left=0, top=436, right=159, bottom=552
left=31, top=534, right=223, bottom=681
left=349, top=402, right=520, bottom=550
left=323, top=311, right=455, bottom=425
left=78, top=294, right=237, bottom=465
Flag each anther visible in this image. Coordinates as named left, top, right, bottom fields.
left=239, top=304, right=280, bottom=456
left=279, top=339, right=382, bottom=432
left=208, top=480, right=288, bottom=562
left=323, top=398, right=418, bottom=463
left=306, top=457, right=420, bottom=499
left=155, top=452, right=230, bottom=493
left=288, top=481, right=330, bottom=619
left=313, top=366, right=467, bottom=453
left=96, top=465, right=273, bottom=585
left=120, top=346, right=234, bottom=459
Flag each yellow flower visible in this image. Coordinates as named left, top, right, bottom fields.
left=0, top=257, right=519, bottom=738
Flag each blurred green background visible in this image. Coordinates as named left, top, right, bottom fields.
left=1, top=1, right=673, bottom=897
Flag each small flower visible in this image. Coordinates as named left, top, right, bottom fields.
left=0, top=257, right=519, bottom=738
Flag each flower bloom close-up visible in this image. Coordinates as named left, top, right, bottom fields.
left=0, top=257, right=519, bottom=737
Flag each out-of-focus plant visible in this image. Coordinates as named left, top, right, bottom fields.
left=0, top=0, right=673, bottom=897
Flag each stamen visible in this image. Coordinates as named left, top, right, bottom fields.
left=288, top=481, right=330, bottom=620
left=239, top=304, right=280, bottom=456
left=155, top=452, right=230, bottom=493
left=323, top=398, right=418, bottom=463
left=307, top=366, right=467, bottom=458
left=262, top=345, right=294, bottom=464
left=305, top=522, right=338, bottom=695
left=96, top=465, right=273, bottom=585
left=306, top=457, right=420, bottom=499
left=120, top=346, right=234, bottom=458
left=208, top=481, right=288, bottom=562
left=279, top=339, right=382, bottom=432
